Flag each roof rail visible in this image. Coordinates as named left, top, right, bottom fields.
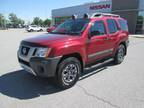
left=91, top=13, right=120, bottom=18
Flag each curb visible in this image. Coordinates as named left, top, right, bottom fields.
left=130, top=35, right=144, bottom=38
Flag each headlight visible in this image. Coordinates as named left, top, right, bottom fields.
left=35, top=48, right=50, bottom=58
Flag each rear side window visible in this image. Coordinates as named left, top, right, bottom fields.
left=32, top=26, right=36, bottom=27
left=118, top=19, right=128, bottom=31
left=90, top=21, right=106, bottom=36
left=107, top=19, right=118, bottom=34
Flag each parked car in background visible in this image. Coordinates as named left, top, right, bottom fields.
left=47, top=25, right=57, bottom=32
left=26, top=25, right=43, bottom=32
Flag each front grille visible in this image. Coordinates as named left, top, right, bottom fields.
left=18, top=41, right=47, bottom=62
left=21, top=46, right=30, bottom=56
left=32, top=49, right=37, bottom=56
left=18, top=44, right=35, bottom=62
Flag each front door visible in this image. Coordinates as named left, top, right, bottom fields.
left=86, top=20, right=113, bottom=63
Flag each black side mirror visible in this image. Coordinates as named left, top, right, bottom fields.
left=88, top=30, right=101, bottom=39
left=91, top=31, right=101, bottom=37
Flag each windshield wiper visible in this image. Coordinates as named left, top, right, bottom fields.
left=66, top=31, right=82, bottom=35
left=50, top=31, right=81, bottom=36
left=49, top=32, right=67, bottom=34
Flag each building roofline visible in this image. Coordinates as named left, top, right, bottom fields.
left=52, top=1, right=111, bottom=11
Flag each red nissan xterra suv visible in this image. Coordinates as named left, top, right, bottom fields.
left=18, top=13, right=129, bottom=89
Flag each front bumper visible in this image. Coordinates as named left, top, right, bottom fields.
left=18, top=56, right=61, bottom=77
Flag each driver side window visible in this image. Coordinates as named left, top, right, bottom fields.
left=90, top=21, right=106, bottom=37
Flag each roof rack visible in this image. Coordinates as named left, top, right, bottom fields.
left=91, top=13, right=120, bottom=18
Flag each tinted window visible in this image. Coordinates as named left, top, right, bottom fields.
left=90, top=21, right=106, bottom=36
left=118, top=19, right=128, bottom=31
left=52, top=19, right=90, bottom=35
left=32, top=25, right=36, bottom=27
left=107, top=19, right=118, bottom=34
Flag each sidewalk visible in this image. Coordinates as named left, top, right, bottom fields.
left=130, top=34, right=144, bottom=38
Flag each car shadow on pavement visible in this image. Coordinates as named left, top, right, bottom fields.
left=0, top=61, right=114, bottom=100
left=0, top=70, right=62, bottom=100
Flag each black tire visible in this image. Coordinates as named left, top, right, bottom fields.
left=30, top=29, right=33, bottom=32
left=114, top=44, right=126, bottom=64
left=38, top=29, right=42, bottom=32
left=56, top=57, right=81, bottom=89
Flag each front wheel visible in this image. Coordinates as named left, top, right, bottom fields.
left=56, top=57, right=81, bottom=89
left=114, top=44, right=126, bottom=64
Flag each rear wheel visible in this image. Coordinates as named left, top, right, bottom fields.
left=114, top=44, right=126, bottom=64
left=56, top=57, right=81, bottom=89
left=30, top=29, right=33, bottom=32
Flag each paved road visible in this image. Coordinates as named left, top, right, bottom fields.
left=0, top=29, right=144, bottom=108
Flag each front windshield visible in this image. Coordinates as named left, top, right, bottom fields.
left=51, top=19, right=90, bottom=35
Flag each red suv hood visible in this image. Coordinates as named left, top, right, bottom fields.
left=24, top=33, right=80, bottom=46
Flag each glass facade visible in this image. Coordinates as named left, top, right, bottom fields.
left=54, top=16, right=71, bottom=25
left=136, top=11, right=144, bottom=34
left=135, top=0, right=144, bottom=34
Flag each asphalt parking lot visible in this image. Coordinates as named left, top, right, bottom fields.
left=0, top=29, right=144, bottom=108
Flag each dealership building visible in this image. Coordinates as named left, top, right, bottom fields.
left=52, top=0, right=144, bottom=34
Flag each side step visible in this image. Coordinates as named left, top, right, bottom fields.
left=79, top=58, right=114, bottom=80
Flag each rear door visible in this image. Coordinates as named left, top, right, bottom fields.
left=36, top=26, right=40, bottom=31
left=106, top=19, right=119, bottom=51
left=32, top=25, right=37, bottom=31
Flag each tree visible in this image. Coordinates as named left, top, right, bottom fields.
left=0, top=13, right=6, bottom=28
left=8, top=13, right=25, bottom=28
left=18, top=18, right=25, bottom=27
left=39, top=19, right=43, bottom=26
left=43, top=19, right=51, bottom=27
left=9, top=13, right=19, bottom=28
left=32, top=17, right=42, bottom=26
left=32, top=17, right=51, bottom=26
left=32, top=17, right=39, bottom=25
